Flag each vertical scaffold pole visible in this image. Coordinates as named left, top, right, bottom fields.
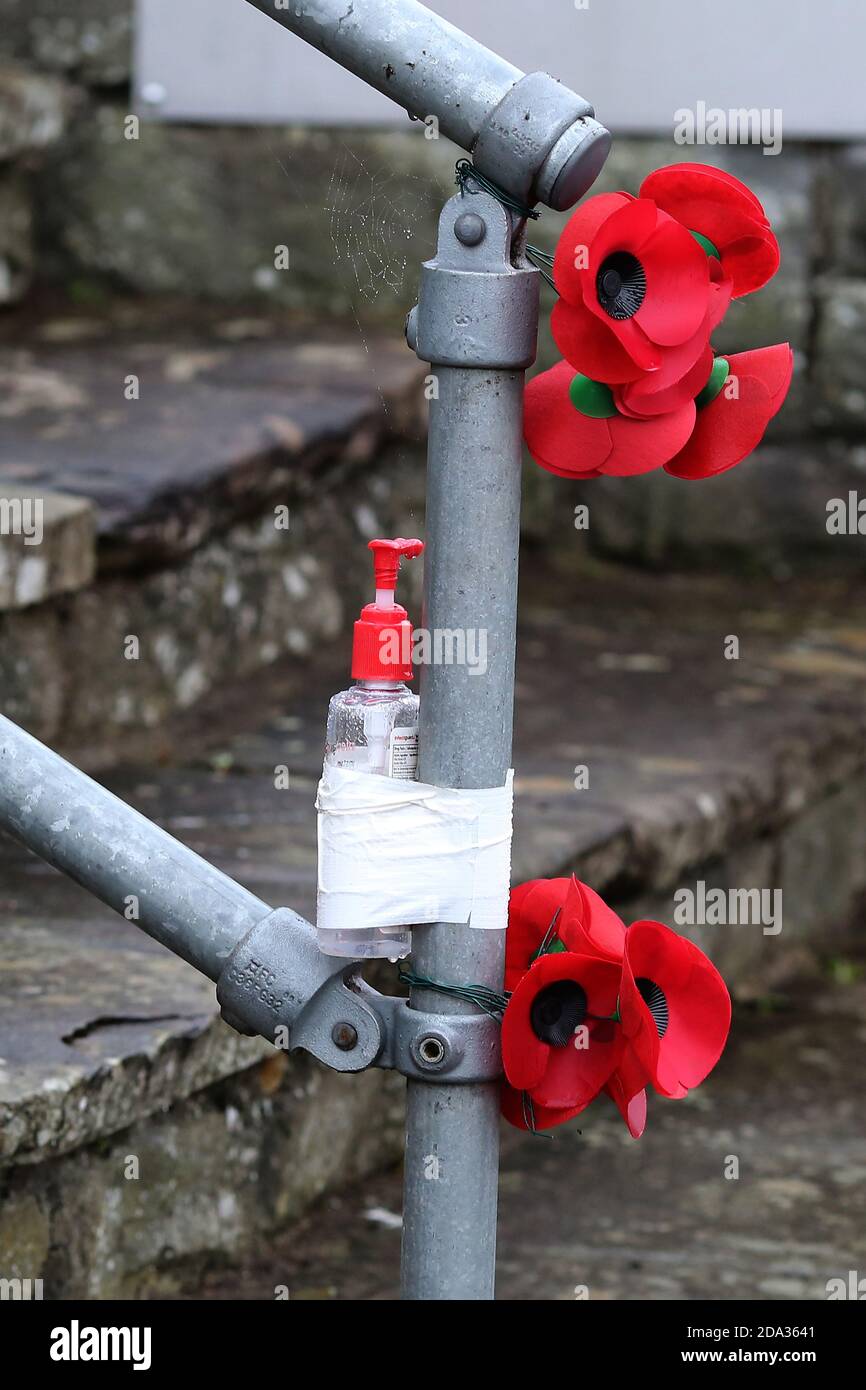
left=242, top=0, right=611, bottom=1298
left=401, top=192, right=538, bottom=1298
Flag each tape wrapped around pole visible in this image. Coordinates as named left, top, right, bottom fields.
left=315, top=766, right=513, bottom=935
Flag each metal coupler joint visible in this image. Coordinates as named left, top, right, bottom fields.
left=215, top=909, right=502, bottom=1084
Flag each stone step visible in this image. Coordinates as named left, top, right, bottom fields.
left=0, top=319, right=428, bottom=753
left=0, top=322, right=426, bottom=567
left=1, top=308, right=863, bottom=758
left=2, top=564, right=865, bottom=1294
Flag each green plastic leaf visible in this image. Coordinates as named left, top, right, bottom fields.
left=695, top=356, right=730, bottom=409
left=690, top=229, right=722, bottom=260
left=569, top=373, right=618, bottom=418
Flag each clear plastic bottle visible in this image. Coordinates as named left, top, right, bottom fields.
left=316, top=538, right=424, bottom=960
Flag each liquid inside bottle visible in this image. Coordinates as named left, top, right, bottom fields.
left=318, top=679, right=419, bottom=959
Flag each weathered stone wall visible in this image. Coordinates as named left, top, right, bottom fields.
left=1, top=1050, right=404, bottom=1299
left=0, top=6, right=860, bottom=375
left=1, top=2, right=863, bottom=580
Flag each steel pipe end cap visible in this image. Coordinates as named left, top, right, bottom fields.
left=537, top=117, right=612, bottom=212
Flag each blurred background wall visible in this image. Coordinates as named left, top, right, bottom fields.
left=1, top=0, right=864, bottom=583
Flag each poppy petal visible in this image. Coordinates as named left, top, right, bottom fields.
left=553, top=192, right=634, bottom=304
left=600, top=401, right=697, bottom=477
left=621, top=919, right=731, bottom=1099
left=604, top=1075, right=648, bottom=1139
left=615, top=346, right=714, bottom=419
left=534, top=1018, right=619, bottom=1109
left=641, top=163, right=769, bottom=220
left=724, top=343, right=794, bottom=414
left=720, top=233, right=781, bottom=297
left=664, top=344, right=792, bottom=479
left=505, top=877, right=571, bottom=989
left=524, top=360, right=616, bottom=476
left=551, top=298, right=645, bottom=384
left=559, top=876, right=627, bottom=961
left=584, top=196, right=659, bottom=271
left=500, top=1082, right=588, bottom=1132
left=606, top=315, right=664, bottom=373
left=500, top=976, right=551, bottom=1092
left=633, top=211, right=711, bottom=345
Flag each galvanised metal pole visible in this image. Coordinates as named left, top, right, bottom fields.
left=401, top=191, right=536, bottom=1299
left=248, top=0, right=523, bottom=149
left=243, top=0, right=610, bottom=1301
left=0, top=712, right=274, bottom=980
left=244, top=0, right=610, bottom=211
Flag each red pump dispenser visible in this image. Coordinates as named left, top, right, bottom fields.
left=351, top=538, right=424, bottom=681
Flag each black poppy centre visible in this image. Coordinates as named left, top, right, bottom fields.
left=636, top=977, right=669, bottom=1037
left=596, top=251, right=647, bottom=320
left=530, top=979, right=588, bottom=1046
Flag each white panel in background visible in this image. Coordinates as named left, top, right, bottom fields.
left=135, top=0, right=865, bottom=139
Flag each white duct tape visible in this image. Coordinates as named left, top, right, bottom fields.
left=316, top=765, right=514, bottom=934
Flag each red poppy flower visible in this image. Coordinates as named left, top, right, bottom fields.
left=552, top=192, right=714, bottom=383
left=613, top=258, right=732, bottom=418
left=524, top=360, right=696, bottom=479
left=664, top=344, right=793, bottom=480
left=501, top=949, right=621, bottom=1108
left=639, top=164, right=780, bottom=298
left=619, top=919, right=731, bottom=1099
left=502, top=878, right=732, bottom=1137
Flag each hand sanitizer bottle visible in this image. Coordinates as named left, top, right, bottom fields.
left=317, top=537, right=424, bottom=960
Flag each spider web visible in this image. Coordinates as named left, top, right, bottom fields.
left=325, top=147, right=434, bottom=303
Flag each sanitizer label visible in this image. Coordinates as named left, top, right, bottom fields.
left=388, top=727, right=419, bottom=779
left=332, top=745, right=371, bottom=771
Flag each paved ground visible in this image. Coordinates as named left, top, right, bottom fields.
left=188, top=960, right=866, bottom=1301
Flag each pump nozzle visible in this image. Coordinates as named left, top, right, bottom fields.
left=352, top=537, right=424, bottom=681
left=368, top=538, right=424, bottom=601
